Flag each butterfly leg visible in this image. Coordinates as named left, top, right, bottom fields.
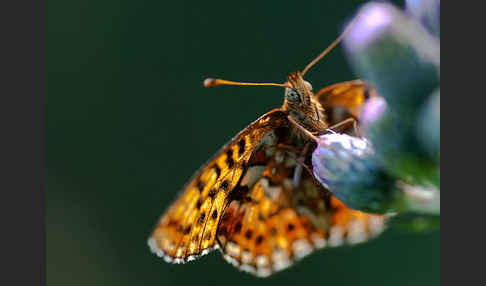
left=289, top=114, right=361, bottom=138
left=278, top=142, right=317, bottom=188
left=327, top=117, right=362, bottom=137
left=292, top=143, right=311, bottom=188
left=291, top=155, right=326, bottom=193
left=326, top=117, right=353, bottom=132
left=269, top=141, right=309, bottom=188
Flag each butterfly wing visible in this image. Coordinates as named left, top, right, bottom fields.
left=315, top=80, right=377, bottom=123
left=148, top=109, right=288, bottom=263
left=149, top=81, right=384, bottom=274
left=217, top=148, right=386, bottom=277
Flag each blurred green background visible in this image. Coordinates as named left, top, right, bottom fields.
left=47, top=0, right=439, bottom=285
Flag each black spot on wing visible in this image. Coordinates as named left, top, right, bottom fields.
left=220, top=180, right=230, bottom=191
left=228, top=185, right=249, bottom=202
left=256, top=235, right=264, bottom=245
left=234, top=221, right=242, bottom=234
left=198, top=213, right=206, bottom=224
left=197, top=180, right=205, bottom=192
left=184, top=225, right=192, bottom=235
left=238, top=139, right=246, bottom=157
left=287, top=223, right=295, bottom=232
left=226, top=149, right=234, bottom=169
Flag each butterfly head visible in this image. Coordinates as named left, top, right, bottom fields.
left=283, top=71, right=327, bottom=133
left=203, top=72, right=328, bottom=134
left=203, top=14, right=363, bottom=136
left=284, top=71, right=312, bottom=106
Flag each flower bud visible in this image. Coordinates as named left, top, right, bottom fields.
left=311, top=133, right=399, bottom=213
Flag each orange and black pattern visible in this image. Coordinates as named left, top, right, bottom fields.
left=149, top=110, right=288, bottom=263
left=216, top=147, right=385, bottom=277
left=148, top=77, right=385, bottom=277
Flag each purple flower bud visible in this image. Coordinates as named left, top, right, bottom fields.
left=311, top=133, right=398, bottom=213
left=312, top=133, right=373, bottom=189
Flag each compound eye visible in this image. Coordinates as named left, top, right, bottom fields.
left=285, top=88, right=301, bottom=103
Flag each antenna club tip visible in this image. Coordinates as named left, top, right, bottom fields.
left=203, top=78, right=217, bottom=87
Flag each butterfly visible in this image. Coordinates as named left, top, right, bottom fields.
left=148, top=20, right=386, bottom=277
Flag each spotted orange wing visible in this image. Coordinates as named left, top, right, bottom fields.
left=316, top=80, right=377, bottom=123
left=148, top=109, right=288, bottom=263
left=217, top=146, right=386, bottom=277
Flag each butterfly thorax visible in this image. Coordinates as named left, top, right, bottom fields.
left=282, top=71, right=328, bottom=134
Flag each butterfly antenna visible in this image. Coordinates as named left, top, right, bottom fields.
left=301, top=13, right=360, bottom=76
left=204, top=78, right=291, bottom=89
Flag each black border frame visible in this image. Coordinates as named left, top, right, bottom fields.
left=0, top=1, right=45, bottom=285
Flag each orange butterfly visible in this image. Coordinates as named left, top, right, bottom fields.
left=148, top=20, right=386, bottom=277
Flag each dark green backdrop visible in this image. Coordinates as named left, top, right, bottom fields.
left=47, top=0, right=439, bottom=285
